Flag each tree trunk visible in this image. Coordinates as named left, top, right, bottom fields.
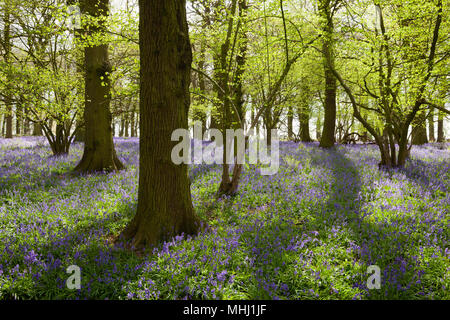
left=50, top=123, right=70, bottom=156
left=5, top=103, right=13, bottom=139
left=23, top=109, right=30, bottom=136
left=411, top=112, right=428, bottom=145
left=437, top=110, right=445, bottom=142
left=319, top=0, right=336, bottom=148
left=16, top=104, right=22, bottom=135
left=119, top=116, right=124, bottom=137
left=428, top=107, right=435, bottom=142
left=298, top=97, right=312, bottom=142
left=32, top=122, right=42, bottom=136
left=124, top=114, right=129, bottom=137
left=287, top=105, right=293, bottom=140
left=121, top=0, right=199, bottom=248
left=130, top=109, right=136, bottom=137
left=74, top=0, right=123, bottom=173
left=3, top=2, right=13, bottom=139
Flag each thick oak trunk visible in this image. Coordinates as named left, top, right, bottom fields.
left=121, top=0, right=199, bottom=248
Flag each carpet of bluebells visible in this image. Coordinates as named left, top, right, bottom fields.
left=0, top=136, right=448, bottom=300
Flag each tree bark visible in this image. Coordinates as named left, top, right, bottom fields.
left=298, top=81, right=312, bottom=142
left=287, top=105, right=293, bottom=140
left=3, top=2, right=13, bottom=139
left=437, top=110, right=445, bottom=142
left=298, top=102, right=312, bottom=142
left=16, top=104, right=22, bottom=135
left=411, top=111, right=428, bottom=145
left=74, top=0, right=123, bottom=173
left=32, top=122, right=42, bottom=136
left=121, top=0, right=199, bottom=248
left=428, top=107, right=435, bottom=142
left=319, top=0, right=336, bottom=148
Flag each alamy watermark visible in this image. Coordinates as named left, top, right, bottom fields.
left=367, top=265, right=381, bottom=289
left=171, top=121, right=280, bottom=175
left=66, top=265, right=81, bottom=290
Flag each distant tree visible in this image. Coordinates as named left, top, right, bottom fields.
left=318, top=0, right=339, bottom=148
left=297, top=78, right=313, bottom=142
left=329, top=0, right=445, bottom=168
left=1, top=0, right=83, bottom=153
left=437, top=110, right=445, bottom=142
left=74, top=0, right=124, bottom=172
left=1, top=0, right=13, bottom=138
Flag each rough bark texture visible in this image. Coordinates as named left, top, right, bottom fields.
left=319, top=0, right=336, bottom=148
left=121, top=0, right=199, bottom=249
left=74, top=0, right=123, bottom=173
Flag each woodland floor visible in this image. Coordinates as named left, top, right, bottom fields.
left=0, top=137, right=448, bottom=299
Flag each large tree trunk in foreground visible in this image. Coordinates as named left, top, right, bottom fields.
left=121, top=0, right=199, bottom=248
left=74, top=0, right=123, bottom=173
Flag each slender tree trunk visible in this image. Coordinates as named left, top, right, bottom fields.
left=119, top=116, right=124, bottom=137
left=3, top=2, right=13, bottom=139
left=124, top=113, right=129, bottom=137
left=121, top=0, right=199, bottom=248
left=287, top=105, right=293, bottom=140
left=299, top=106, right=312, bottom=142
left=428, top=107, right=435, bottom=142
left=130, top=109, right=136, bottom=137
left=16, top=104, right=22, bottom=135
left=74, top=0, right=123, bottom=173
left=23, top=108, right=30, bottom=135
left=298, top=83, right=312, bottom=142
left=437, top=110, right=445, bottom=142
left=5, top=101, right=13, bottom=139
